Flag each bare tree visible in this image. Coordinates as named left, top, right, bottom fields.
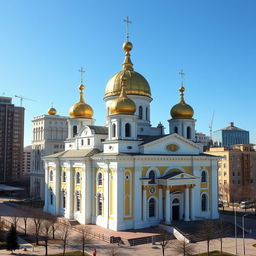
left=11, top=215, right=19, bottom=232
left=31, top=209, right=44, bottom=245
left=158, top=232, right=172, bottom=256
left=171, top=239, right=195, bottom=256
left=40, top=220, right=52, bottom=256
left=60, top=224, right=70, bottom=256
left=106, top=245, right=119, bottom=256
left=20, top=206, right=30, bottom=236
left=79, top=228, right=90, bottom=256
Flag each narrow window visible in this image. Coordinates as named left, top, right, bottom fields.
left=112, top=123, right=116, bottom=137
left=201, top=171, right=207, bottom=182
left=174, top=126, right=178, bottom=133
left=187, top=126, right=191, bottom=139
left=73, top=125, right=77, bottom=137
left=149, top=198, right=155, bottom=217
left=201, top=194, right=207, bottom=211
left=98, top=172, right=103, bottom=186
left=87, top=138, right=90, bottom=145
left=146, top=107, right=148, bottom=121
left=62, top=171, right=66, bottom=182
left=76, top=172, right=80, bottom=184
left=50, top=188, right=53, bottom=205
left=62, top=190, right=66, bottom=208
left=49, top=170, right=53, bottom=181
left=149, top=170, right=156, bottom=184
left=139, top=106, right=143, bottom=119
left=81, top=139, right=84, bottom=146
left=125, top=123, right=131, bottom=137
left=98, top=194, right=103, bottom=215
left=76, top=192, right=81, bottom=211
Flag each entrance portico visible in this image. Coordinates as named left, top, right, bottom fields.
left=158, top=171, right=200, bottom=224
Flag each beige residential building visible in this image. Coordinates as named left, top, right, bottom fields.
left=208, top=145, right=256, bottom=202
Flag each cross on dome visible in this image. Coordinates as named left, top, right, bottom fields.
left=179, top=69, right=185, bottom=85
left=123, top=16, right=132, bottom=41
left=78, top=66, right=85, bottom=84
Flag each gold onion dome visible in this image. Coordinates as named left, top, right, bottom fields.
left=171, top=86, right=194, bottom=119
left=69, top=84, right=94, bottom=118
left=110, top=74, right=136, bottom=115
left=48, top=106, right=57, bottom=115
left=105, top=41, right=151, bottom=98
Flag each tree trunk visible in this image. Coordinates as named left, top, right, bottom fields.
left=162, top=246, right=165, bottom=256
left=220, top=237, right=223, bottom=256
left=207, top=240, right=210, bottom=256
left=45, top=240, right=48, bottom=256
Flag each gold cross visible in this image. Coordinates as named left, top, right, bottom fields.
left=78, top=66, right=85, bottom=84
left=179, top=69, right=185, bottom=84
left=123, top=16, right=132, bottom=41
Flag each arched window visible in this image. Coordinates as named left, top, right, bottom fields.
left=87, top=138, right=90, bottom=145
left=149, top=170, right=156, bottom=184
left=62, top=171, right=66, bottom=182
left=49, top=188, right=53, bottom=205
left=149, top=198, right=155, bottom=217
left=201, top=194, right=207, bottom=211
left=112, top=123, right=116, bottom=137
left=187, top=126, right=191, bottom=139
left=98, top=172, right=103, bottom=186
left=97, top=194, right=103, bottom=215
left=49, top=170, right=53, bottom=181
left=125, top=123, right=131, bottom=137
left=76, top=172, right=80, bottom=184
left=139, top=106, right=143, bottom=119
left=201, top=170, right=207, bottom=182
left=146, top=107, right=148, bottom=121
left=174, top=126, right=178, bottom=133
left=172, top=198, right=179, bottom=204
left=76, top=191, right=81, bottom=211
left=62, top=190, right=66, bottom=208
left=73, top=125, right=77, bottom=137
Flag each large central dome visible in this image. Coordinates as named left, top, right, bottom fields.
left=104, top=41, right=151, bottom=98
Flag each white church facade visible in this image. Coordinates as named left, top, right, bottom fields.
left=43, top=40, right=219, bottom=231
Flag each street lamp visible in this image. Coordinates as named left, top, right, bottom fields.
left=242, top=213, right=249, bottom=256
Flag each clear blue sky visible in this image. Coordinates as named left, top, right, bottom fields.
left=0, top=0, right=255, bottom=146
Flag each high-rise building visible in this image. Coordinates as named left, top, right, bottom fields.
left=23, top=145, right=32, bottom=176
left=0, top=96, right=24, bottom=183
left=208, top=144, right=256, bottom=202
left=213, top=122, right=249, bottom=147
left=30, top=107, right=68, bottom=199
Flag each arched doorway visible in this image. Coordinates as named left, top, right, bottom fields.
left=172, top=198, right=180, bottom=221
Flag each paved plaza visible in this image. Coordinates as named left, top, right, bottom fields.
left=0, top=198, right=256, bottom=255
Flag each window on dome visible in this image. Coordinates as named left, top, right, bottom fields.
left=125, top=123, right=131, bottom=137
left=174, top=126, right=178, bottom=133
left=112, top=123, right=116, bottom=137
left=146, top=107, right=148, bottom=121
left=149, top=170, right=156, bottom=184
left=187, top=126, right=191, bottom=139
left=139, top=106, right=143, bottom=119
left=149, top=198, right=155, bottom=217
left=73, top=126, right=77, bottom=137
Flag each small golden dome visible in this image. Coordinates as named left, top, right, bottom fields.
left=171, top=86, right=194, bottom=119
left=110, top=74, right=136, bottom=115
left=69, top=84, right=94, bottom=118
left=105, top=41, right=151, bottom=98
left=48, top=107, right=57, bottom=115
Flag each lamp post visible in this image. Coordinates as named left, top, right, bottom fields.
left=242, top=214, right=249, bottom=256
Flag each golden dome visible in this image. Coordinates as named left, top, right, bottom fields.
left=110, top=74, right=136, bottom=115
left=105, top=41, right=151, bottom=98
left=48, top=107, right=57, bottom=115
left=69, top=84, right=94, bottom=118
left=171, top=86, right=194, bottom=119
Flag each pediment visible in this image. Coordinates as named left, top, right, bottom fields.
left=140, top=133, right=201, bottom=155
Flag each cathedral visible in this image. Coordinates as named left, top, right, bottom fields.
left=43, top=39, right=219, bottom=231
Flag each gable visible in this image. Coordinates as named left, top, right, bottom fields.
left=140, top=133, right=201, bottom=155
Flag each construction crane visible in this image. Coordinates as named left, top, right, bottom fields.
left=209, top=111, right=215, bottom=142
left=14, top=95, right=36, bottom=107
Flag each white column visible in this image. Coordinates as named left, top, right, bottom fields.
left=158, top=187, right=163, bottom=220
left=55, top=161, right=60, bottom=215
left=165, top=186, right=170, bottom=224
left=103, top=165, right=109, bottom=228
left=43, top=162, right=48, bottom=212
left=184, top=186, right=190, bottom=221
left=134, top=168, right=143, bottom=228
left=66, top=163, right=74, bottom=219
left=190, top=186, right=195, bottom=220
left=143, top=186, right=147, bottom=221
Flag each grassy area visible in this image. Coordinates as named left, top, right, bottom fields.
left=195, top=251, right=237, bottom=256
left=49, top=251, right=89, bottom=256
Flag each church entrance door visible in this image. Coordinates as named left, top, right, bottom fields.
left=172, top=198, right=180, bottom=221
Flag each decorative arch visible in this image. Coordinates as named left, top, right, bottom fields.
left=145, top=167, right=160, bottom=178
left=163, top=167, right=184, bottom=177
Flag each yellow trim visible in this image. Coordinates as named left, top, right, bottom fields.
left=156, top=166, right=169, bottom=175
left=142, top=167, right=149, bottom=177
left=182, top=166, right=192, bottom=174
left=201, top=183, right=208, bottom=188
left=124, top=217, right=133, bottom=220
left=109, top=169, right=114, bottom=217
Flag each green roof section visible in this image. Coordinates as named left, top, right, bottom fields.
left=45, top=148, right=101, bottom=158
